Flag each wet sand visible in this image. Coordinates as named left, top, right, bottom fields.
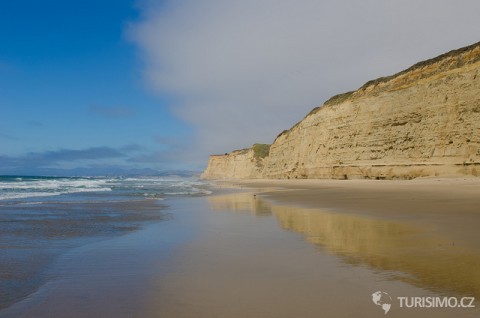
left=2, top=179, right=480, bottom=317
left=0, top=197, right=167, bottom=312
left=232, top=177, right=480, bottom=250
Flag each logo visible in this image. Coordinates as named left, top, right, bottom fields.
left=370, top=290, right=476, bottom=314
left=372, top=291, right=392, bottom=315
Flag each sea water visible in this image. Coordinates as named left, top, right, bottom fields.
left=0, top=175, right=211, bottom=203
left=0, top=175, right=211, bottom=310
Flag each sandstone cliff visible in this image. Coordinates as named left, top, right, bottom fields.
left=201, top=144, right=270, bottom=179
left=202, top=42, right=480, bottom=180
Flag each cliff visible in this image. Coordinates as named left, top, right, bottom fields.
left=202, top=42, right=480, bottom=180
left=201, top=144, right=270, bottom=179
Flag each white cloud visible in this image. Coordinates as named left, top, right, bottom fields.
left=129, top=0, right=480, bottom=165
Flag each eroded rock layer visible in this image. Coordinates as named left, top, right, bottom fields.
left=202, top=42, right=480, bottom=180
left=201, top=144, right=270, bottom=179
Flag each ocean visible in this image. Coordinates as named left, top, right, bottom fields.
left=0, top=175, right=211, bottom=202
left=0, top=175, right=211, bottom=311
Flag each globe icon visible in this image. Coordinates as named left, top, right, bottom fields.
left=372, top=291, right=392, bottom=314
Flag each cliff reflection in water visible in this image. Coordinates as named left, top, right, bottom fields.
left=208, top=192, right=272, bottom=216
left=208, top=192, right=480, bottom=299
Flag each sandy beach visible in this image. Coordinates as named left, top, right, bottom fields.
left=234, top=177, right=480, bottom=244
left=2, top=177, right=479, bottom=317
left=3, top=1, right=480, bottom=317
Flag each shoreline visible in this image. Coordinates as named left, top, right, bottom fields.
left=146, top=189, right=480, bottom=317
left=215, top=177, right=480, bottom=253
left=2, top=179, right=479, bottom=317
left=214, top=177, right=480, bottom=215
left=0, top=196, right=169, bottom=313
left=0, top=197, right=188, bottom=318
left=211, top=177, right=480, bottom=301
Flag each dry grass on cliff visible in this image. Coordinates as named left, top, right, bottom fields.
left=358, top=41, right=480, bottom=94
left=252, top=144, right=270, bottom=159
left=274, top=40, right=480, bottom=143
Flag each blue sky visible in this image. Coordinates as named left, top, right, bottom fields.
left=1, top=0, right=480, bottom=175
left=0, top=0, right=193, bottom=175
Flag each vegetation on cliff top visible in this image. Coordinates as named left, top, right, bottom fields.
left=323, top=91, right=356, bottom=107
left=230, top=144, right=270, bottom=159
left=359, top=40, right=480, bottom=91
left=252, top=143, right=270, bottom=159
left=322, top=41, right=480, bottom=109
left=274, top=40, right=480, bottom=142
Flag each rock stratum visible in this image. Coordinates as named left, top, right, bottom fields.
left=202, top=42, right=480, bottom=180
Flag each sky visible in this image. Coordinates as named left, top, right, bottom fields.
left=1, top=0, right=480, bottom=175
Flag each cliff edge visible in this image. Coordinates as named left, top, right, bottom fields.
left=202, top=42, right=480, bottom=180
left=201, top=144, right=270, bottom=179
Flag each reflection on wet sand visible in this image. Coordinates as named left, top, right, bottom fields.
left=208, top=192, right=272, bottom=216
left=208, top=192, right=480, bottom=300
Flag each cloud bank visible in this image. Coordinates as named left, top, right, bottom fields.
left=130, top=0, right=480, bottom=165
left=0, top=146, right=126, bottom=170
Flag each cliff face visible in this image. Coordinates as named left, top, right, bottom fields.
left=201, top=144, right=270, bottom=179
left=202, top=42, right=480, bottom=180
